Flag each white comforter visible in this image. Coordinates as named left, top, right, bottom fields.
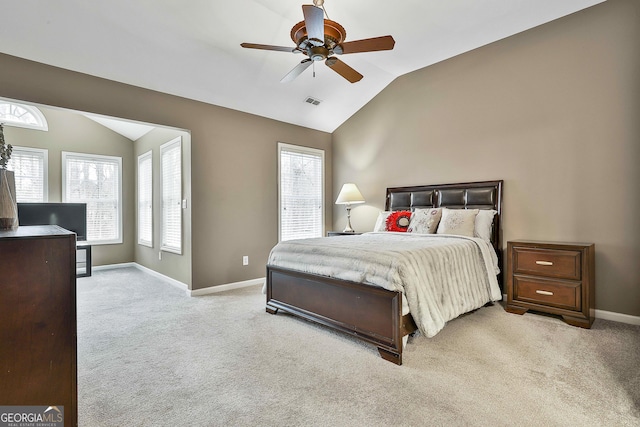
left=267, top=232, right=502, bottom=338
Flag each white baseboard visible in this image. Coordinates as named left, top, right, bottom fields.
left=91, top=262, right=262, bottom=297
left=502, top=293, right=640, bottom=326
left=131, top=263, right=189, bottom=293
left=595, top=309, right=640, bottom=326
left=93, top=262, right=137, bottom=271
left=189, top=278, right=264, bottom=297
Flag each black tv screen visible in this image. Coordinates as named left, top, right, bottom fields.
left=18, top=203, right=87, bottom=241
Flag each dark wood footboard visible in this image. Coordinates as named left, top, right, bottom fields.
left=266, top=265, right=417, bottom=365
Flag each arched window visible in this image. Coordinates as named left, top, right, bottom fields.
left=0, top=99, right=48, bottom=131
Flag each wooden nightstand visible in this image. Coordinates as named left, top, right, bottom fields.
left=506, top=240, right=595, bottom=328
left=327, top=231, right=363, bottom=237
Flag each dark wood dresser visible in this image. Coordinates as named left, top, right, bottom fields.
left=506, top=240, right=595, bottom=328
left=0, top=225, right=78, bottom=427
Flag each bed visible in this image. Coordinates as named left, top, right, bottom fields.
left=265, top=180, right=503, bottom=365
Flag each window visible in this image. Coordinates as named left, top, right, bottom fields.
left=137, top=151, right=153, bottom=247
left=0, top=99, right=48, bottom=131
left=160, top=137, right=182, bottom=254
left=278, top=142, right=324, bottom=241
left=62, top=152, right=122, bottom=245
left=7, top=146, right=48, bottom=202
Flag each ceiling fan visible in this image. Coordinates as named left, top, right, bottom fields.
left=241, top=0, right=395, bottom=83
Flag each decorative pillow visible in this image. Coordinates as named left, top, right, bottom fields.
left=407, top=208, right=442, bottom=234
left=436, top=208, right=479, bottom=237
left=475, top=209, right=497, bottom=242
left=385, top=211, right=412, bottom=232
left=373, top=211, right=392, bottom=232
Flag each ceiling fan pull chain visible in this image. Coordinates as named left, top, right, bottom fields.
left=313, top=61, right=316, bottom=78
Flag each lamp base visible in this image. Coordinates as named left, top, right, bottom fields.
left=343, top=205, right=354, bottom=233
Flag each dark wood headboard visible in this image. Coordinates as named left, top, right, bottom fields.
left=385, top=180, right=504, bottom=285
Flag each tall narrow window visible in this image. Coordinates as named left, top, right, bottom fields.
left=7, top=146, right=48, bottom=202
left=137, top=151, right=153, bottom=247
left=63, top=152, right=122, bottom=245
left=160, top=137, right=182, bottom=254
left=278, top=142, right=324, bottom=242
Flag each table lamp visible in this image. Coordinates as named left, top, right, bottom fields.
left=335, top=183, right=365, bottom=232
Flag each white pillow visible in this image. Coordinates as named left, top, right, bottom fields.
left=373, top=211, right=392, bottom=232
left=407, top=208, right=442, bottom=234
left=436, top=208, right=479, bottom=237
left=475, top=209, right=497, bottom=242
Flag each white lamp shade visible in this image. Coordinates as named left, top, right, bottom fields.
left=335, top=183, right=365, bottom=205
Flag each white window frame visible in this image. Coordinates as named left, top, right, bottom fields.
left=0, top=97, right=49, bottom=131
left=277, top=142, right=325, bottom=242
left=160, top=137, right=182, bottom=254
left=137, top=150, right=153, bottom=247
left=62, top=151, right=123, bottom=245
left=7, top=146, right=48, bottom=202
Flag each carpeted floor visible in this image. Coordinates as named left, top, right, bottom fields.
left=77, top=267, right=640, bottom=426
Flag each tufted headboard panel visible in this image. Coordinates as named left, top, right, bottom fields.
left=385, top=180, right=504, bottom=285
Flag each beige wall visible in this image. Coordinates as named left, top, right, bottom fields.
left=4, top=106, right=136, bottom=266
left=134, top=127, right=192, bottom=285
left=333, top=0, right=640, bottom=316
left=0, top=54, right=332, bottom=290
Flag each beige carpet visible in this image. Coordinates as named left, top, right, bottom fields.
left=77, top=268, right=640, bottom=426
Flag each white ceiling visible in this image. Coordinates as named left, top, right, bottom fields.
left=1, top=0, right=604, bottom=133
left=83, top=113, right=155, bottom=141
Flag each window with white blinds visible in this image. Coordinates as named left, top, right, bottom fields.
left=62, top=152, right=122, bottom=245
left=160, top=137, right=182, bottom=254
left=7, top=146, right=48, bottom=202
left=137, top=151, right=153, bottom=247
left=278, top=142, right=324, bottom=242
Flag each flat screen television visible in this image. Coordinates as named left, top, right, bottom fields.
left=18, top=203, right=87, bottom=242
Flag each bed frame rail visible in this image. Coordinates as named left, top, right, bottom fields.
left=266, top=265, right=417, bottom=364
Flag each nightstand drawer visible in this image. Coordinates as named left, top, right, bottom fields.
left=513, top=247, right=581, bottom=280
left=513, top=276, right=581, bottom=311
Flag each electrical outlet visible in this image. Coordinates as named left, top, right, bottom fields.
left=159, top=251, right=162, bottom=260
left=242, top=256, right=249, bottom=266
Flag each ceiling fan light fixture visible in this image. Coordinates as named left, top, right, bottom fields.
left=309, top=46, right=329, bottom=61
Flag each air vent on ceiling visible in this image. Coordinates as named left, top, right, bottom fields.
left=304, top=96, right=322, bottom=106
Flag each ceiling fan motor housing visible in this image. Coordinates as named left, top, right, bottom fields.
left=290, top=19, right=346, bottom=58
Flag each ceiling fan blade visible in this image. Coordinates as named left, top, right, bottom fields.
left=334, top=35, right=395, bottom=55
left=281, top=59, right=313, bottom=83
left=325, top=57, right=363, bottom=83
left=241, top=43, right=297, bottom=53
left=302, top=5, right=325, bottom=46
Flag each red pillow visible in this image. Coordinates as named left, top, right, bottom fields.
left=386, top=211, right=412, bottom=232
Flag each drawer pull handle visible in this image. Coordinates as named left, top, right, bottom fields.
left=536, top=290, right=554, bottom=296
left=535, top=261, right=554, bottom=266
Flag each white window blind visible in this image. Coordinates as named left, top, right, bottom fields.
left=137, top=151, right=153, bottom=247
left=160, top=137, right=182, bottom=254
left=7, top=146, right=48, bottom=202
left=278, top=143, right=324, bottom=242
left=62, top=152, right=122, bottom=245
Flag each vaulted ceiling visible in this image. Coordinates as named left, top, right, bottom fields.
left=1, top=0, right=604, bottom=132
